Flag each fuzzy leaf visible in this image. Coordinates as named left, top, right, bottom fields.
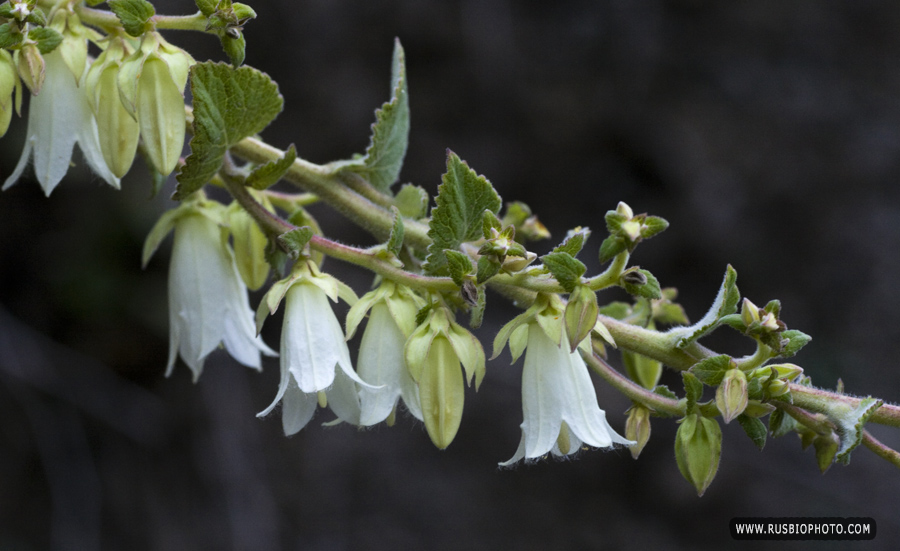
left=174, top=62, right=284, bottom=199
left=445, top=250, right=473, bottom=287
left=690, top=355, right=733, bottom=386
left=779, top=329, right=812, bottom=358
left=553, top=227, right=590, bottom=256
left=476, top=255, right=500, bottom=284
left=108, top=0, right=156, bottom=37
left=669, top=265, right=740, bottom=348
left=342, top=39, right=409, bottom=192
left=247, top=144, right=296, bottom=190
left=0, top=23, right=22, bottom=49
left=737, top=414, right=767, bottom=451
left=540, top=252, right=586, bottom=293
left=195, top=0, right=217, bottom=16
left=424, top=151, right=502, bottom=276
left=469, top=284, right=486, bottom=329
left=621, top=268, right=661, bottom=299
left=834, top=397, right=883, bottom=465
left=29, top=27, right=62, bottom=54
left=683, top=372, right=703, bottom=414
left=219, top=32, right=246, bottom=67
left=598, top=235, right=627, bottom=264
left=394, top=184, right=429, bottom=219
left=276, top=227, right=313, bottom=259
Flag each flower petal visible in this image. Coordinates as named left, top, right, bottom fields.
left=282, top=283, right=346, bottom=392
left=358, top=303, right=408, bottom=426
left=281, top=381, right=318, bottom=436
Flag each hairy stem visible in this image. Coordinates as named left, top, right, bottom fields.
left=583, top=350, right=685, bottom=416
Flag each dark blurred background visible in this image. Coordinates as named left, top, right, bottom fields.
left=2, top=0, right=899, bottom=549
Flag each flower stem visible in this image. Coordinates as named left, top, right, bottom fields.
left=582, top=350, right=685, bottom=416
left=861, top=431, right=900, bottom=469
left=788, top=384, right=900, bottom=428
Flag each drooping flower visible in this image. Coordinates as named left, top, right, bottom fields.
left=256, top=260, right=374, bottom=434
left=3, top=48, right=119, bottom=195
left=345, top=281, right=424, bottom=426
left=494, top=293, right=631, bottom=465
left=142, top=199, right=276, bottom=381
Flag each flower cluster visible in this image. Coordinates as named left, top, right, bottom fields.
left=1, top=2, right=193, bottom=194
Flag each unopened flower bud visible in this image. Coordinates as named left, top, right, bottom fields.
left=715, top=368, right=748, bottom=424
left=501, top=250, right=536, bottom=273
left=228, top=198, right=271, bottom=290
left=564, top=284, right=599, bottom=352
left=616, top=201, right=634, bottom=219
left=16, top=43, right=44, bottom=95
left=86, top=38, right=139, bottom=178
left=740, top=298, right=760, bottom=328
left=674, top=414, right=722, bottom=496
left=625, top=406, right=651, bottom=459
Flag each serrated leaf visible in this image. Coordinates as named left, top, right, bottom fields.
left=669, top=265, right=740, bottom=348
left=605, top=210, right=627, bottom=234
left=386, top=206, right=405, bottom=256
left=395, top=184, right=429, bottom=219
left=445, top=250, right=473, bottom=287
left=219, top=31, right=246, bottom=67
left=108, top=0, right=156, bottom=37
left=29, top=27, right=62, bottom=54
left=174, top=62, right=284, bottom=199
left=553, top=227, right=590, bottom=256
left=690, top=355, right=733, bottom=386
left=779, top=329, right=812, bottom=358
left=247, top=144, right=296, bottom=190
left=343, top=39, right=409, bottom=192
left=768, top=408, right=795, bottom=438
left=0, top=23, right=22, bottom=49
left=482, top=210, right=502, bottom=238
left=424, top=151, right=502, bottom=276
left=195, top=0, right=217, bottom=16
left=737, top=414, right=767, bottom=450
left=833, top=397, right=883, bottom=464
left=541, top=251, right=586, bottom=293
left=652, top=384, right=679, bottom=401
left=598, top=235, right=627, bottom=264
left=640, top=216, right=669, bottom=239
left=622, top=268, right=661, bottom=299
left=683, top=372, right=703, bottom=414
left=276, top=227, right=313, bottom=259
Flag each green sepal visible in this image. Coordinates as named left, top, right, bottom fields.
left=621, top=268, right=661, bottom=299
left=814, top=434, right=840, bottom=473
left=553, top=227, right=590, bottom=256
left=276, top=227, right=314, bottom=259
left=247, top=143, right=297, bottom=190
left=682, top=372, right=703, bottom=414
left=424, top=151, right=502, bottom=276
left=0, top=24, right=22, bottom=50
left=482, top=209, right=502, bottom=238
left=386, top=206, right=405, bottom=257
left=141, top=207, right=183, bottom=267
left=640, top=216, right=669, bottom=239
left=445, top=250, right=473, bottom=287
left=833, top=397, right=883, bottom=465
left=447, top=320, right=486, bottom=389
left=340, top=39, right=409, bottom=193
left=669, top=265, right=740, bottom=348
left=175, top=62, right=284, bottom=199
left=598, top=235, right=627, bottom=264
left=737, top=414, right=767, bottom=451
left=28, top=27, right=62, bottom=54
left=689, top=355, right=734, bottom=386
left=395, top=184, right=429, bottom=219
left=108, top=0, right=156, bottom=37
left=476, top=255, right=500, bottom=284
left=778, top=329, right=812, bottom=358
left=540, top=251, right=585, bottom=293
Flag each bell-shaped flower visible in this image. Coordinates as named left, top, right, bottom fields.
left=345, top=281, right=424, bottom=426
left=494, top=293, right=631, bottom=465
left=256, top=260, right=375, bottom=434
left=3, top=48, right=119, bottom=195
left=404, top=302, right=485, bottom=449
left=142, top=199, right=276, bottom=381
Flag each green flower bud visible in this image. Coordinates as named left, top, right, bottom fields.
left=623, top=350, right=663, bottom=389
left=228, top=195, right=271, bottom=290
left=15, top=43, right=44, bottom=95
left=86, top=39, right=139, bottom=178
left=674, top=414, right=722, bottom=497
left=625, top=405, right=651, bottom=459
left=419, top=334, right=465, bottom=449
left=767, top=379, right=790, bottom=398
left=715, top=368, right=748, bottom=424
left=616, top=201, right=634, bottom=219
left=501, top=250, right=536, bottom=273
left=48, top=8, right=88, bottom=82
left=740, top=298, right=760, bottom=327
left=0, top=49, right=18, bottom=137
left=564, top=284, right=599, bottom=353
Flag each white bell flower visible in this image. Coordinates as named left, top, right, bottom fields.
left=144, top=205, right=276, bottom=381
left=500, top=324, right=632, bottom=465
left=3, top=49, right=119, bottom=195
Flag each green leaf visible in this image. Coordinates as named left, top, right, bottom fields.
left=553, top=227, right=590, bottom=256
left=108, top=0, right=156, bottom=37
left=276, top=227, right=314, bottom=259
left=342, top=39, right=409, bottom=193
left=247, top=144, right=297, bottom=190
left=424, top=151, right=502, bottom=276
left=598, top=235, right=627, bottom=264
left=541, top=251, right=586, bottom=293
left=0, top=24, right=22, bottom=49
left=174, top=62, right=284, bottom=200
left=768, top=408, right=795, bottom=438
left=670, top=265, right=740, bottom=348
left=833, top=397, right=883, bottom=465
left=395, top=184, right=429, bottom=219
left=778, top=329, right=812, bottom=358
left=469, top=284, right=486, bottom=329
left=195, top=0, right=217, bottom=16
left=28, top=27, right=62, bottom=54
left=482, top=210, right=502, bottom=238
left=219, top=32, right=246, bottom=67
left=682, top=372, right=703, bottom=414
left=689, top=355, right=733, bottom=386
left=640, top=216, right=669, bottom=239
left=445, top=250, right=473, bottom=287
left=386, top=206, right=405, bottom=256
left=652, top=384, right=679, bottom=401
left=621, top=268, right=661, bottom=299
left=737, top=414, right=767, bottom=451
